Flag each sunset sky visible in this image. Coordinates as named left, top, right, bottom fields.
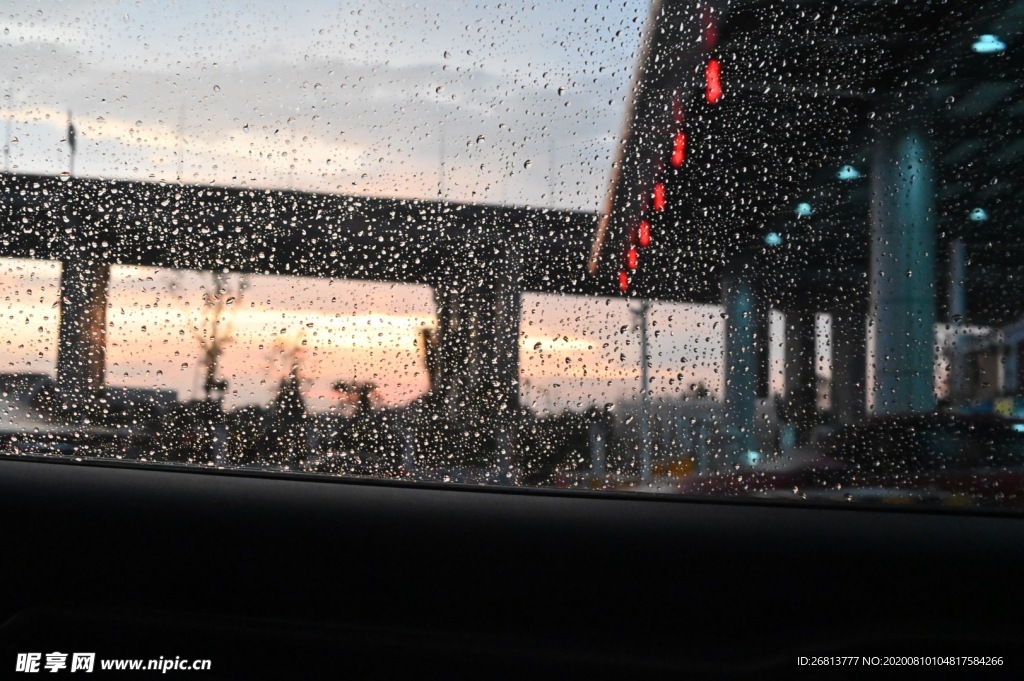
left=0, top=258, right=735, bottom=413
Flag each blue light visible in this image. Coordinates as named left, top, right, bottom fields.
left=973, top=35, right=1006, bottom=54
left=969, top=207, right=988, bottom=222
left=837, top=165, right=861, bottom=180
left=764, top=232, right=783, bottom=246
left=1013, top=424, right=1024, bottom=434
left=744, top=450, right=761, bottom=467
left=795, top=202, right=813, bottom=217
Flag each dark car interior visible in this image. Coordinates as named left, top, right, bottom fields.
left=2, top=458, right=1022, bottom=679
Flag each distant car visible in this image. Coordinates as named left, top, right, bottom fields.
left=1, top=427, right=152, bottom=462
left=665, top=413, right=1024, bottom=508
left=668, top=447, right=842, bottom=499
left=803, top=413, right=1024, bottom=508
left=549, top=467, right=618, bottom=491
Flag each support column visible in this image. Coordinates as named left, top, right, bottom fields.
left=55, top=191, right=108, bottom=420
left=831, top=303, right=867, bottom=425
left=781, top=308, right=818, bottom=445
left=722, top=264, right=759, bottom=458
left=868, top=127, right=937, bottom=414
left=430, top=231, right=521, bottom=479
left=588, top=414, right=607, bottom=478
left=947, top=238, right=969, bottom=405
left=635, top=299, right=652, bottom=484
left=1004, top=341, right=1019, bottom=396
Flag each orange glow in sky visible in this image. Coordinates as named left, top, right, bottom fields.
left=0, top=258, right=730, bottom=414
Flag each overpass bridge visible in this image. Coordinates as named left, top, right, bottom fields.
left=589, top=0, right=1024, bottom=448
left=0, top=172, right=606, bottom=455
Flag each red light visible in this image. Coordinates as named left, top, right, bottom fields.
left=618, top=270, right=629, bottom=292
left=701, top=5, right=719, bottom=50
left=653, top=183, right=666, bottom=212
left=638, top=220, right=651, bottom=247
left=705, top=59, right=722, bottom=104
left=671, top=132, right=687, bottom=167
left=626, top=246, right=639, bottom=270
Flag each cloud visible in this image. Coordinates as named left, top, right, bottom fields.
left=2, top=1, right=639, bottom=209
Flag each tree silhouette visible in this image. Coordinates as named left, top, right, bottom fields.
left=169, top=270, right=248, bottom=402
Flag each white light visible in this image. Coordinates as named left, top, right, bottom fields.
left=969, top=207, right=988, bottom=222
left=795, top=202, right=813, bottom=217
left=973, top=35, right=1006, bottom=54
left=765, top=232, right=783, bottom=246
left=837, top=165, right=861, bottom=180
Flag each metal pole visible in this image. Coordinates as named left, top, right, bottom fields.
left=2, top=84, right=9, bottom=173
left=547, top=135, right=556, bottom=205
left=176, top=100, right=186, bottom=182
left=635, top=299, right=652, bottom=485
left=3, top=117, right=10, bottom=173
left=66, top=111, right=76, bottom=177
left=948, top=239, right=967, bottom=404
left=439, top=117, right=446, bottom=198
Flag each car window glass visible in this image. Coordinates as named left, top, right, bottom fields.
left=2, top=1, right=1023, bottom=511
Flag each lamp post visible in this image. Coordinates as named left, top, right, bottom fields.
left=630, top=298, right=652, bottom=485
left=66, top=110, right=77, bottom=177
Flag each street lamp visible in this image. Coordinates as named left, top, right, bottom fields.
left=630, top=298, right=652, bottom=485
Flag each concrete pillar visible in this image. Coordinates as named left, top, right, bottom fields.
left=55, top=190, right=108, bottom=419
left=588, top=419, right=607, bottom=478
left=755, top=307, right=771, bottom=399
left=1004, top=341, right=1019, bottom=396
left=722, top=264, right=759, bottom=458
left=635, top=299, right=652, bottom=484
left=781, top=308, right=818, bottom=444
left=868, top=127, right=937, bottom=414
left=995, top=331, right=1007, bottom=397
left=947, top=239, right=969, bottom=404
left=831, top=303, right=867, bottom=425
left=430, top=231, right=521, bottom=479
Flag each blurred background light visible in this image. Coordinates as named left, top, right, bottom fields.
left=837, top=164, right=861, bottom=180
left=973, top=34, right=1007, bottom=54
